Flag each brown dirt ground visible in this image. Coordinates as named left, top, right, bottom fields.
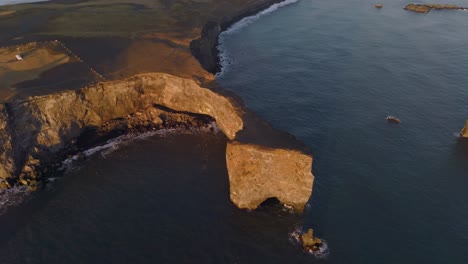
left=0, top=42, right=100, bottom=102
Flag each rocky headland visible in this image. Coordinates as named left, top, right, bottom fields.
left=0, top=0, right=314, bottom=212
left=404, top=3, right=467, bottom=13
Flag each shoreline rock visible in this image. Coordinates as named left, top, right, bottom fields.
left=404, top=3, right=467, bottom=13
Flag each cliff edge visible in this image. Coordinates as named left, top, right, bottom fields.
left=0, top=73, right=243, bottom=187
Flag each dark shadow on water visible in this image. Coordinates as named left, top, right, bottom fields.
left=260, top=197, right=281, bottom=207
left=454, top=138, right=468, bottom=160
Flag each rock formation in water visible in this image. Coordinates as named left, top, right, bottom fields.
left=226, top=141, right=314, bottom=212
left=301, top=229, right=323, bottom=252
left=0, top=73, right=243, bottom=188
left=404, top=4, right=466, bottom=13
left=0, top=72, right=315, bottom=212
left=461, top=120, right=468, bottom=138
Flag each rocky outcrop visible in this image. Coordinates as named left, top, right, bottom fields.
left=0, top=72, right=243, bottom=186
left=0, top=71, right=315, bottom=212
left=301, top=229, right=323, bottom=252
left=461, top=120, right=468, bottom=138
left=404, top=4, right=467, bottom=13
left=226, top=141, right=314, bottom=212
left=190, top=0, right=285, bottom=73
left=0, top=105, right=15, bottom=187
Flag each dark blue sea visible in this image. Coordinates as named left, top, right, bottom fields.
left=1, top=0, right=468, bottom=263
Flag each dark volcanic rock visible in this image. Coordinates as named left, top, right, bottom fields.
left=190, top=0, right=286, bottom=74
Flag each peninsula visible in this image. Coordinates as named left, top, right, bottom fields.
left=0, top=0, right=313, bottom=211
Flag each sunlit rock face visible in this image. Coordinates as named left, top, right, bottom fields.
left=0, top=73, right=243, bottom=186
left=461, top=120, right=468, bottom=138
left=226, top=141, right=314, bottom=212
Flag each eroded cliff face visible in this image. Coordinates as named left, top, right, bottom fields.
left=226, top=141, right=314, bottom=212
left=0, top=73, right=243, bottom=186
left=0, top=105, right=14, bottom=181
left=0, top=71, right=315, bottom=212
left=461, top=120, right=468, bottom=138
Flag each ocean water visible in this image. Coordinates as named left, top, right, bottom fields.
left=217, top=0, right=468, bottom=263
left=1, top=0, right=468, bottom=263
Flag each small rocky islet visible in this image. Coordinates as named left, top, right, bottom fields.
left=404, top=3, right=467, bottom=13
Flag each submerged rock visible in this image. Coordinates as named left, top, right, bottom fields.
left=226, top=141, right=314, bottom=212
left=461, top=120, right=468, bottom=138
left=386, top=116, right=401, bottom=124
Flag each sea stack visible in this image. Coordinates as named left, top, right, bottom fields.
left=301, top=229, right=323, bottom=252
left=461, top=120, right=468, bottom=138
left=226, top=141, right=314, bottom=212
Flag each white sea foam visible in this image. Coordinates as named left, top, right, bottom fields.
left=0, top=186, right=30, bottom=215
left=0, top=122, right=219, bottom=213
left=0, top=0, right=48, bottom=6
left=59, top=122, right=220, bottom=171
left=216, top=0, right=299, bottom=77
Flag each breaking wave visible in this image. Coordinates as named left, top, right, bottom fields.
left=0, top=122, right=220, bottom=214
left=216, top=0, right=299, bottom=77
left=59, top=122, right=220, bottom=171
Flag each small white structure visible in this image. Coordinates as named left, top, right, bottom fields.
left=15, top=54, right=23, bottom=61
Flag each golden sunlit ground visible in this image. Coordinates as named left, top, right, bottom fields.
left=0, top=42, right=71, bottom=101
left=0, top=0, right=275, bottom=101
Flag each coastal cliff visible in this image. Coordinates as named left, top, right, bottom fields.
left=461, top=120, right=468, bottom=138
left=0, top=0, right=315, bottom=212
left=0, top=71, right=314, bottom=211
left=0, top=73, right=243, bottom=187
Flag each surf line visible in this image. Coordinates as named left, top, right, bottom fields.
left=216, top=0, right=299, bottom=77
